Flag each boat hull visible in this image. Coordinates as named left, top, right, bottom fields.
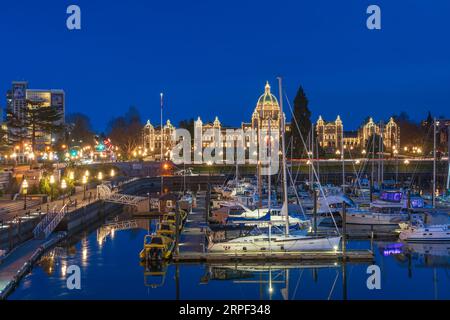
left=400, top=231, right=450, bottom=242
left=208, top=236, right=341, bottom=252
left=344, top=212, right=408, bottom=225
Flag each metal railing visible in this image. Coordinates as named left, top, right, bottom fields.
left=33, top=204, right=68, bottom=239
left=41, top=204, right=69, bottom=239
left=97, top=183, right=147, bottom=206
left=33, top=205, right=58, bottom=239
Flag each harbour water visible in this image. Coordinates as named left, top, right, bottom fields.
left=8, top=214, right=450, bottom=300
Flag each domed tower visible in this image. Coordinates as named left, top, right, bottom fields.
left=143, top=120, right=155, bottom=152
left=335, top=115, right=343, bottom=151
left=213, top=116, right=221, bottom=129
left=384, top=117, right=400, bottom=151
left=316, top=116, right=325, bottom=147
left=252, top=81, right=281, bottom=132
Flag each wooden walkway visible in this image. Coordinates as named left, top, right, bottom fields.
left=0, top=233, right=66, bottom=299
left=0, top=239, right=45, bottom=291
left=176, top=191, right=208, bottom=255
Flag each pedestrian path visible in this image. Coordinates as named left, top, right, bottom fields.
left=177, top=191, right=208, bottom=255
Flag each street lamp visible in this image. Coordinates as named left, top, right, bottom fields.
left=82, top=175, right=88, bottom=200
left=22, top=179, right=28, bottom=210
left=110, top=168, right=115, bottom=178
left=98, top=171, right=103, bottom=182
left=49, top=175, right=55, bottom=201
left=69, top=171, right=74, bottom=180
left=85, top=170, right=90, bottom=178
left=61, top=179, right=67, bottom=205
left=206, top=161, right=212, bottom=185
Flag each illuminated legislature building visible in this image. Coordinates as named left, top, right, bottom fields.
left=316, top=115, right=400, bottom=153
left=142, top=82, right=400, bottom=159
left=142, top=82, right=289, bottom=160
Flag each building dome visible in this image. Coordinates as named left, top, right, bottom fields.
left=256, top=81, right=279, bottom=108
left=252, top=81, right=281, bottom=129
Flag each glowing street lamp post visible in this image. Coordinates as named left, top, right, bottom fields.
left=82, top=175, right=88, bottom=200
left=61, top=179, right=67, bottom=206
left=49, top=175, right=55, bottom=201
left=22, top=179, right=28, bottom=210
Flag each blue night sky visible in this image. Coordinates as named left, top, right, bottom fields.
left=1, top=0, right=450, bottom=132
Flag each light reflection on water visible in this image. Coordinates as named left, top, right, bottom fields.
left=8, top=216, right=450, bottom=300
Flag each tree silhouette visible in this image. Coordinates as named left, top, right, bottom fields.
left=290, top=86, right=311, bottom=158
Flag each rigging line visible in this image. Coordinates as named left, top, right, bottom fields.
left=327, top=269, right=340, bottom=300
left=292, top=269, right=304, bottom=299
left=284, top=92, right=340, bottom=234
left=408, top=124, right=433, bottom=189
left=345, top=147, right=367, bottom=201
left=287, top=163, right=307, bottom=219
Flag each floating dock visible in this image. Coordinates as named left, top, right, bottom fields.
left=177, top=191, right=208, bottom=255
left=173, top=250, right=374, bottom=262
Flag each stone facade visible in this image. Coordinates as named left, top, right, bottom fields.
left=142, top=82, right=289, bottom=160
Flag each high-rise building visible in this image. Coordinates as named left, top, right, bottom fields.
left=6, top=81, right=65, bottom=150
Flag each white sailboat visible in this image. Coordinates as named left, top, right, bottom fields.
left=207, top=78, right=341, bottom=253
left=227, top=205, right=312, bottom=229
left=208, top=232, right=341, bottom=252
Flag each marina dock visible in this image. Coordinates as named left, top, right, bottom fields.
left=173, top=250, right=374, bottom=262
left=177, top=191, right=208, bottom=255
left=173, top=191, right=374, bottom=263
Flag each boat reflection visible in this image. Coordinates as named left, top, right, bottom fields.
left=376, top=241, right=450, bottom=268
left=141, top=260, right=169, bottom=288
left=202, top=262, right=342, bottom=300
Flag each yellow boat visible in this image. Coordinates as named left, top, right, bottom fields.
left=156, top=222, right=176, bottom=238
left=139, top=234, right=174, bottom=261
left=162, top=213, right=183, bottom=230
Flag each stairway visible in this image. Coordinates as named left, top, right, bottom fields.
left=33, top=204, right=68, bottom=239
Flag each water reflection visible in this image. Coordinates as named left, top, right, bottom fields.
left=142, top=261, right=169, bottom=288
left=8, top=214, right=450, bottom=300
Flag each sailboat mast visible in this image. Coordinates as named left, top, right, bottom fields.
left=311, top=126, right=315, bottom=184
left=341, top=132, right=345, bottom=189
left=447, top=126, right=450, bottom=191
left=277, top=76, right=289, bottom=235
left=258, top=97, right=263, bottom=211
left=235, top=160, right=239, bottom=183
left=433, top=118, right=437, bottom=208
left=268, top=115, right=272, bottom=213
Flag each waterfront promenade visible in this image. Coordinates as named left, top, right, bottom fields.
left=0, top=186, right=98, bottom=224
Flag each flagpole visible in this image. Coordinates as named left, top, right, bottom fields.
left=277, top=76, right=289, bottom=236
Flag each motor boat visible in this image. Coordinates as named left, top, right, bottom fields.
left=344, top=190, right=424, bottom=225
left=399, top=220, right=450, bottom=242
